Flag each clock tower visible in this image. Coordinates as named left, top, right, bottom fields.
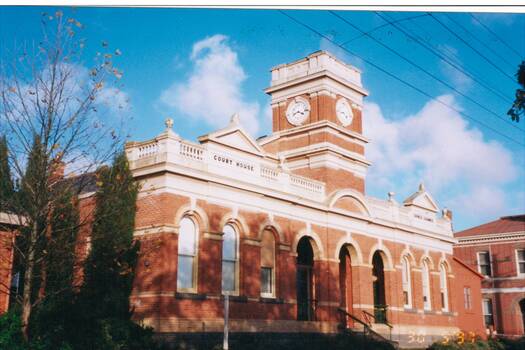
left=259, top=51, right=370, bottom=195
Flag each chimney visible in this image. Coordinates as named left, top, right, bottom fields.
left=50, top=158, right=65, bottom=181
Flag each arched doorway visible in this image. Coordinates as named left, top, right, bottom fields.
left=372, top=251, right=387, bottom=323
left=339, top=246, right=353, bottom=312
left=339, top=246, right=354, bottom=327
left=296, top=237, right=315, bottom=321
left=520, top=299, right=525, bottom=333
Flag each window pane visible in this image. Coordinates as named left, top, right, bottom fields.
left=222, top=260, right=236, bottom=292
left=177, top=255, right=194, bottom=289
left=518, top=250, right=525, bottom=261
left=402, top=258, right=408, bottom=284
left=520, top=262, right=525, bottom=274
left=261, top=230, right=275, bottom=268
left=261, top=267, right=272, bottom=294
left=222, top=225, right=237, bottom=260
left=483, top=299, right=492, bottom=314
left=179, top=218, right=196, bottom=255
left=479, top=252, right=489, bottom=264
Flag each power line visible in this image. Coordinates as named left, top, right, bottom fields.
left=340, top=13, right=429, bottom=47
left=445, top=13, right=517, bottom=70
left=470, top=13, right=523, bottom=59
left=388, top=12, right=513, bottom=105
left=428, top=13, right=516, bottom=83
left=330, top=11, right=524, bottom=133
left=277, top=10, right=525, bottom=147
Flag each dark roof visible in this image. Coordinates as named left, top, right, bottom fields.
left=61, top=172, right=98, bottom=195
left=454, top=214, right=525, bottom=238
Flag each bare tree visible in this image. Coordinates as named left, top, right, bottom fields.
left=0, top=10, right=128, bottom=337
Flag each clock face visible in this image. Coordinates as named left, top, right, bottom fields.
left=336, top=99, right=353, bottom=127
left=286, top=98, right=310, bottom=126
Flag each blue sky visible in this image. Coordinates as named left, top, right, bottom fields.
left=1, top=7, right=524, bottom=231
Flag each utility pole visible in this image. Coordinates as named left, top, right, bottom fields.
left=223, top=294, right=229, bottom=350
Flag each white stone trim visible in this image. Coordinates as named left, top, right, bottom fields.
left=456, top=231, right=525, bottom=245
left=136, top=174, right=454, bottom=255
left=482, top=287, right=525, bottom=294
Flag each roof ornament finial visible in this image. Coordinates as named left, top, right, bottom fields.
left=388, top=191, right=396, bottom=203
left=165, top=118, right=174, bottom=130
left=418, top=182, right=425, bottom=192
left=230, top=113, right=240, bottom=125
left=278, top=155, right=289, bottom=171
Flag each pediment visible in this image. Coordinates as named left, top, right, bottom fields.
left=198, top=116, right=265, bottom=157
left=404, top=189, right=439, bottom=213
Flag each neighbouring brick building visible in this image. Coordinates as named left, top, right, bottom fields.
left=454, top=214, right=525, bottom=337
left=0, top=213, right=17, bottom=313
left=0, top=51, right=486, bottom=348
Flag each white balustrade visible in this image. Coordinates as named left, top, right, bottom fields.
left=138, top=142, right=159, bottom=159
left=260, top=166, right=279, bottom=181
left=128, top=137, right=326, bottom=199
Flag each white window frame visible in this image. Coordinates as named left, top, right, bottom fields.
left=422, top=259, right=431, bottom=311
left=439, top=263, right=449, bottom=312
left=482, top=298, right=494, bottom=327
left=464, top=287, right=472, bottom=310
left=477, top=251, right=492, bottom=277
left=401, top=256, right=412, bottom=309
left=515, top=249, right=525, bottom=276
left=260, top=230, right=276, bottom=298
left=177, top=216, right=199, bottom=293
left=221, top=223, right=239, bottom=295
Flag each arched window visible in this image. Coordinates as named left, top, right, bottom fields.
left=177, top=217, right=197, bottom=291
left=260, top=229, right=276, bottom=297
left=422, top=259, right=431, bottom=310
left=440, top=263, right=449, bottom=311
left=222, top=224, right=238, bottom=293
left=402, top=256, right=412, bottom=308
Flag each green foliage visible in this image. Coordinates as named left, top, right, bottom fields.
left=82, top=152, right=140, bottom=319
left=20, top=135, right=50, bottom=216
left=427, top=338, right=505, bottom=350
left=67, top=152, right=156, bottom=349
left=45, top=189, right=79, bottom=295
left=499, top=336, right=525, bottom=350
left=0, top=135, right=14, bottom=213
left=0, top=311, right=27, bottom=350
left=508, top=61, right=525, bottom=122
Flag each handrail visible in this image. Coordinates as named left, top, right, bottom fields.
left=338, top=308, right=397, bottom=346
left=337, top=307, right=369, bottom=330
left=363, top=308, right=393, bottom=329
left=362, top=308, right=393, bottom=342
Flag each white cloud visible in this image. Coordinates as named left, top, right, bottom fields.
left=471, top=13, right=516, bottom=26
left=448, top=186, right=507, bottom=221
left=437, top=45, right=473, bottom=90
left=160, top=34, right=260, bottom=135
left=364, top=95, right=518, bottom=221
left=319, top=37, right=364, bottom=71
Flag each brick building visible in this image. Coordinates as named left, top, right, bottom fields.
left=0, top=213, right=16, bottom=313
left=120, top=51, right=484, bottom=348
left=454, top=215, right=525, bottom=337
left=0, top=51, right=487, bottom=348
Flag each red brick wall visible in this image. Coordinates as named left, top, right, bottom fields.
left=130, top=191, right=479, bottom=344
left=454, top=240, right=525, bottom=336
left=0, top=229, right=14, bottom=314
left=452, top=258, right=486, bottom=339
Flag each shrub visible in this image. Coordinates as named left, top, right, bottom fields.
left=0, top=311, right=27, bottom=350
left=427, top=338, right=505, bottom=350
